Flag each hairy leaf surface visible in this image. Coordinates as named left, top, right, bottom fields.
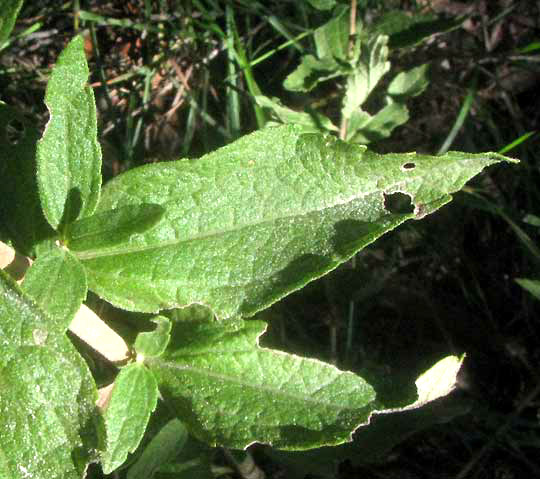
left=0, top=270, right=99, bottom=479
left=36, top=35, right=102, bottom=230
left=78, top=125, right=514, bottom=318
left=148, top=317, right=377, bottom=449
left=101, top=363, right=159, bottom=474
left=22, top=248, right=87, bottom=332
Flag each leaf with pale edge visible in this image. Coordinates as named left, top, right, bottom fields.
left=22, top=248, right=87, bottom=332
left=0, top=270, right=99, bottom=479
left=388, top=64, right=430, bottom=99
left=148, top=317, right=376, bottom=449
left=36, top=35, right=102, bottom=230
left=101, top=362, right=159, bottom=474
left=78, top=125, right=515, bottom=318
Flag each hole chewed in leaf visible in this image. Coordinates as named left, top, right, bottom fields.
left=402, top=162, right=415, bottom=170
left=384, top=192, right=414, bottom=215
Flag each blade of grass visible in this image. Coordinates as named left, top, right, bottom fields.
left=226, top=3, right=241, bottom=138
left=437, top=78, right=476, bottom=155
left=498, top=131, right=537, bottom=154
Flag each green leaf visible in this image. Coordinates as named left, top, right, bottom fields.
left=79, top=125, right=515, bottom=318
left=515, top=278, right=540, bottom=301
left=388, top=63, right=430, bottom=99
left=255, top=95, right=338, bottom=132
left=36, top=35, right=102, bottom=230
left=134, top=315, right=172, bottom=358
left=148, top=316, right=377, bottom=449
left=341, top=35, right=390, bottom=119
left=348, top=102, right=409, bottom=144
left=0, top=103, right=56, bottom=255
left=314, top=7, right=351, bottom=62
left=126, top=418, right=188, bottom=479
left=0, top=0, right=23, bottom=46
left=22, top=248, right=87, bottom=332
left=283, top=54, right=341, bottom=92
left=66, top=203, right=165, bottom=252
left=370, top=11, right=464, bottom=49
left=306, top=0, right=336, bottom=11
left=101, top=362, right=159, bottom=474
left=0, top=270, right=100, bottom=479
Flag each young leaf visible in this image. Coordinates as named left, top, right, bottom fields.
left=22, top=248, right=87, bottom=332
left=0, top=103, right=55, bottom=255
left=255, top=95, right=338, bottom=132
left=78, top=126, right=515, bottom=318
left=348, top=102, right=409, bottom=144
left=283, top=54, right=341, bottom=92
left=148, top=316, right=377, bottom=449
left=101, top=362, right=159, bottom=474
left=126, top=418, right=188, bottom=479
left=314, top=7, right=351, bottom=62
left=341, top=35, right=390, bottom=119
left=36, top=35, right=102, bottom=230
left=66, top=203, right=165, bottom=252
left=387, top=64, right=430, bottom=99
left=0, top=270, right=100, bottom=479
left=134, top=315, right=172, bottom=358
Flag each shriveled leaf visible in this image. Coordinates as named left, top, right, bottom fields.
left=148, top=316, right=376, bottom=449
left=127, top=418, right=188, bottom=479
left=349, top=102, right=409, bottom=144
left=67, top=203, right=165, bottom=252
left=22, top=248, right=87, bottom=332
left=255, top=95, right=338, bottom=132
left=0, top=270, right=99, bottom=479
left=283, top=54, right=341, bottom=92
left=0, top=103, right=55, bottom=255
left=388, top=64, right=430, bottom=99
left=101, top=362, right=159, bottom=474
left=79, top=125, right=515, bottom=318
left=36, top=35, right=102, bottom=230
left=342, top=35, right=390, bottom=119
left=134, top=315, right=172, bottom=358
left=0, top=0, right=23, bottom=46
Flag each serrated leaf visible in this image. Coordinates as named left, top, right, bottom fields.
left=78, top=125, right=515, bottom=318
left=134, top=315, right=171, bottom=358
left=66, top=203, right=165, bottom=252
left=388, top=64, right=430, bottom=98
left=255, top=95, right=338, bottom=132
left=0, top=0, right=23, bottom=46
left=36, top=35, right=102, bottom=230
left=0, top=270, right=99, bottom=479
left=148, top=317, right=376, bottom=449
left=101, top=362, right=159, bottom=474
left=349, top=102, right=409, bottom=144
left=22, top=248, right=87, bottom=332
left=341, top=35, right=390, bottom=119
left=127, top=418, right=188, bottom=479
left=0, top=103, right=56, bottom=255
